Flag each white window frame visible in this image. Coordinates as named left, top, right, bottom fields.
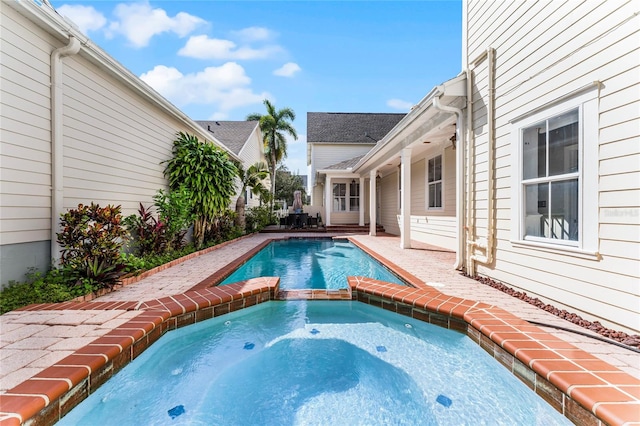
left=349, top=180, right=360, bottom=212
left=332, top=183, right=346, bottom=212
left=333, top=181, right=360, bottom=212
left=510, top=88, right=598, bottom=255
left=427, top=153, right=444, bottom=210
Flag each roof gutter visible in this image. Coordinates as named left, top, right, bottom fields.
left=50, top=35, right=81, bottom=264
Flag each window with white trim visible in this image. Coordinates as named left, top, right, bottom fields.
left=333, top=182, right=360, bottom=212
left=349, top=180, right=360, bottom=211
left=333, top=183, right=346, bottom=212
left=512, top=88, right=598, bottom=253
left=427, top=155, right=443, bottom=209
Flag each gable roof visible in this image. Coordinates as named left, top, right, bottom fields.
left=196, top=120, right=259, bottom=155
left=307, top=112, right=406, bottom=144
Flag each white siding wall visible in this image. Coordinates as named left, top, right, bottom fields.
left=466, top=0, right=640, bottom=333
left=61, top=56, right=177, bottom=213
left=311, top=143, right=374, bottom=173
left=1, top=3, right=55, bottom=246
left=409, top=146, right=457, bottom=250
left=0, top=3, right=235, bottom=285
left=236, top=129, right=267, bottom=209
left=379, top=172, right=400, bottom=235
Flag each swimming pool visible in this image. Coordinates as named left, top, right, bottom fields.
left=58, top=301, right=571, bottom=425
left=220, top=238, right=405, bottom=289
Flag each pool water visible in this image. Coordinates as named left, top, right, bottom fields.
left=59, top=301, right=571, bottom=425
left=221, top=238, right=405, bottom=289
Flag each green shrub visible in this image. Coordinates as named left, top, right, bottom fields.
left=0, top=270, right=74, bottom=314
left=245, top=205, right=273, bottom=232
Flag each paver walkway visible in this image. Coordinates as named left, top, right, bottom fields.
left=1, top=232, right=638, bottom=421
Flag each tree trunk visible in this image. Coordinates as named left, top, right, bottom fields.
left=235, top=195, right=246, bottom=231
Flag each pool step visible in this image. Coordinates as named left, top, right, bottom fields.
left=277, top=289, right=352, bottom=300
left=325, top=224, right=385, bottom=234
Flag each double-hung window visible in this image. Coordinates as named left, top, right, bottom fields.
left=333, top=181, right=360, bottom=212
left=512, top=88, right=598, bottom=253
left=333, top=183, right=346, bottom=212
left=349, top=180, right=360, bottom=211
left=428, top=155, right=443, bottom=209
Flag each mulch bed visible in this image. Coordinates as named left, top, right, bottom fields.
left=472, top=275, right=640, bottom=350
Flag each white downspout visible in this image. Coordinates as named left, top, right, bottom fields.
left=51, top=35, right=81, bottom=264
left=467, top=47, right=496, bottom=274
left=432, top=97, right=464, bottom=269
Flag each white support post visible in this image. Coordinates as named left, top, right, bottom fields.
left=369, top=170, right=377, bottom=236
left=324, top=176, right=332, bottom=227
left=358, top=176, right=365, bottom=226
left=400, top=148, right=412, bottom=249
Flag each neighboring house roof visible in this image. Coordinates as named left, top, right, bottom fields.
left=196, top=120, right=260, bottom=155
left=324, top=154, right=366, bottom=171
left=307, top=112, right=406, bottom=143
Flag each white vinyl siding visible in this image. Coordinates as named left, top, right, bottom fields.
left=466, top=0, right=640, bottom=333
left=235, top=128, right=267, bottom=209
left=1, top=4, right=54, bottom=245
left=0, top=2, right=235, bottom=285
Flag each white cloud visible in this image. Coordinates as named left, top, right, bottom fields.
left=178, top=35, right=281, bottom=60
left=283, top=134, right=308, bottom=176
left=107, top=1, right=206, bottom=48
left=230, top=26, right=273, bottom=42
left=387, top=98, right=414, bottom=110
left=57, top=4, right=107, bottom=34
left=140, top=62, right=268, bottom=115
left=273, top=62, right=301, bottom=77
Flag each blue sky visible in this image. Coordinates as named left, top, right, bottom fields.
left=50, top=0, right=462, bottom=174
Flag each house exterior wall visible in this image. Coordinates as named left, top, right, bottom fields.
left=375, top=147, right=457, bottom=250
left=0, top=3, right=232, bottom=286
left=465, top=0, right=640, bottom=333
left=309, top=142, right=374, bottom=206
left=235, top=129, right=267, bottom=209
left=378, top=172, right=400, bottom=235
left=410, top=146, right=457, bottom=250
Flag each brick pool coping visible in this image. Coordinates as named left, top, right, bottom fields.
left=0, top=236, right=638, bottom=425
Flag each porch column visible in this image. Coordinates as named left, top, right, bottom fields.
left=400, top=148, right=412, bottom=249
left=358, top=176, right=365, bottom=226
left=369, top=169, right=377, bottom=236
left=324, top=176, right=332, bottom=226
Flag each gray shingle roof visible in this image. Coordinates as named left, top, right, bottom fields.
left=307, top=112, right=406, bottom=143
left=325, top=154, right=365, bottom=170
left=196, top=120, right=259, bottom=155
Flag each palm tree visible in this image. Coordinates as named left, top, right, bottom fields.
left=247, top=99, right=297, bottom=211
left=234, top=161, right=269, bottom=231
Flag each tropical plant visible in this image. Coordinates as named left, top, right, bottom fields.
left=153, top=185, right=194, bottom=250
left=234, top=161, right=269, bottom=231
left=163, top=132, right=237, bottom=248
left=123, top=203, right=169, bottom=257
left=246, top=99, right=298, bottom=211
left=204, top=209, right=242, bottom=244
left=57, top=203, right=128, bottom=289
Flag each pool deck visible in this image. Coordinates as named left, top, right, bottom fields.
left=1, top=232, right=639, bottom=425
